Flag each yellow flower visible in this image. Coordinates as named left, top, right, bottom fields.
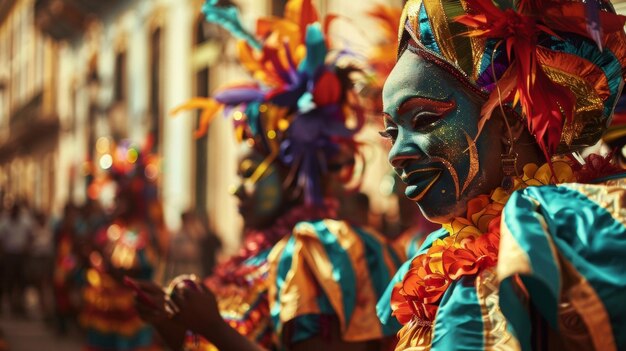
left=491, top=187, right=511, bottom=204
left=520, top=160, right=575, bottom=187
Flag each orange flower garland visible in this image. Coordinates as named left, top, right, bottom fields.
left=390, top=160, right=576, bottom=326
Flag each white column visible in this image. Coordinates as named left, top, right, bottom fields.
left=161, top=0, right=193, bottom=231
left=128, top=7, right=149, bottom=145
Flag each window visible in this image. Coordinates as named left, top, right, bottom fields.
left=149, top=27, right=162, bottom=152
left=113, top=50, right=127, bottom=102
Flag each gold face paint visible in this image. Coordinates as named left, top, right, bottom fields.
left=234, top=145, right=285, bottom=228
left=461, top=131, right=479, bottom=195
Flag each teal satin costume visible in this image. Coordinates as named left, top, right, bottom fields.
left=270, top=219, right=402, bottom=344
left=378, top=176, right=626, bottom=350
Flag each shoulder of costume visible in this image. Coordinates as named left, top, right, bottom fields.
left=269, top=219, right=390, bottom=263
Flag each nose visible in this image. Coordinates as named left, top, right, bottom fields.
left=388, top=135, right=424, bottom=171
left=231, top=181, right=246, bottom=200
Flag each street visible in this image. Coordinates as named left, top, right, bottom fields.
left=0, top=290, right=82, bottom=351
left=0, top=314, right=82, bottom=351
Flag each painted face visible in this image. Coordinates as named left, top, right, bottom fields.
left=233, top=145, right=285, bottom=229
left=381, top=48, right=505, bottom=223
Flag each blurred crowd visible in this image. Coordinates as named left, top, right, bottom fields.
left=0, top=200, right=55, bottom=321
left=0, top=198, right=224, bottom=344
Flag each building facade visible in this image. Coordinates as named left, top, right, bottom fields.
left=0, top=0, right=58, bottom=212
left=1, top=0, right=414, bottom=253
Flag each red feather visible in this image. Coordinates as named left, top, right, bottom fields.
left=313, top=71, right=341, bottom=106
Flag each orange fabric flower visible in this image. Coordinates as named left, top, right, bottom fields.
left=401, top=263, right=450, bottom=305
left=391, top=283, right=438, bottom=323
left=390, top=283, right=415, bottom=325
left=443, top=231, right=500, bottom=280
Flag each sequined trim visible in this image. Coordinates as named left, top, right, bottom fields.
left=475, top=269, right=521, bottom=350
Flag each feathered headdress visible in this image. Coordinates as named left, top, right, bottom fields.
left=173, top=0, right=365, bottom=205
left=398, top=0, right=626, bottom=162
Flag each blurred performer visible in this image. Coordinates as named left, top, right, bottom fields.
left=133, top=1, right=401, bottom=350
left=52, top=203, right=80, bottom=335
left=80, top=147, right=160, bottom=351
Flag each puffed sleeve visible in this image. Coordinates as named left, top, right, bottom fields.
left=268, top=219, right=401, bottom=344
left=498, top=183, right=626, bottom=351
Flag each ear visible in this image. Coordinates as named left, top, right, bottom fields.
left=498, top=111, right=525, bottom=149
left=509, top=115, right=526, bottom=142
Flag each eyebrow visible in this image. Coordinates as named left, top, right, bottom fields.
left=397, top=96, right=456, bottom=116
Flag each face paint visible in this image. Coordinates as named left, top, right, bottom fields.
left=381, top=48, right=504, bottom=223
left=233, top=145, right=285, bottom=229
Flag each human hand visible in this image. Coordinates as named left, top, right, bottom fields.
left=127, top=278, right=189, bottom=350
left=170, top=285, right=225, bottom=339
left=126, top=278, right=171, bottom=326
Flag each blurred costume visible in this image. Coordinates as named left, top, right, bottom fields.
left=81, top=221, right=156, bottom=351
left=80, top=145, right=160, bottom=351
left=377, top=0, right=626, bottom=350
left=174, top=0, right=401, bottom=349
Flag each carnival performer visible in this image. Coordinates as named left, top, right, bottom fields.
left=80, top=145, right=160, bottom=351
left=376, top=0, right=626, bottom=350
left=132, top=0, right=401, bottom=350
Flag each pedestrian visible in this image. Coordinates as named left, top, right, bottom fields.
left=28, top=211, right=55, bottom=322
left=0, top=203, right=33, bottom=316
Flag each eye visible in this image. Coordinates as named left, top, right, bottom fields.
left=412, top=112, right=442, bottom=131
left=380, top=114, right=398, bottom=145
left=239, top=160, right=256, bottom=179
left=379, top=129, right=397, bottom=145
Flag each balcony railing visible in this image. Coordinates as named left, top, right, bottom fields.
left=0, top=90, right=59, bottom=162
left=35, top=0, right=123, bottom=41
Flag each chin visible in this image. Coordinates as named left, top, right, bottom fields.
left=417, top=200, right=468, bottom=224
left=241, top=220, right=254, bottom=231
left=418, top=210, right=452, bottom=225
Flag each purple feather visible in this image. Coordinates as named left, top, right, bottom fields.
left=214, top=87, right=265, bottom=105
left=267, top=76, right=308, bottom=107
